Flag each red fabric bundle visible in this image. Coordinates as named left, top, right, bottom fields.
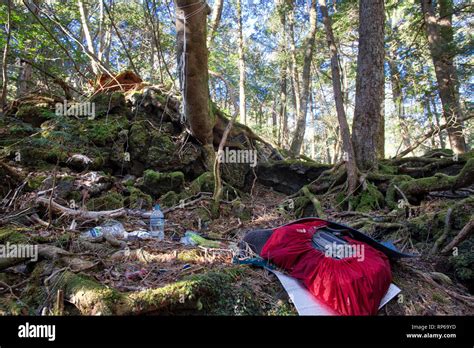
left=261, top=219, right=392, bottom=315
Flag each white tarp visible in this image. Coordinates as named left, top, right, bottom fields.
left=270, top=269, right=401, bottom=315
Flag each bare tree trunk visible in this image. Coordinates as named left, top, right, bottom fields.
left=420, top=0, right=467, bottom=153
left=277, top=0, right=288, bottom=148
left=78, top=0, right=99, bottom=75
left=1, top=0, right=12, bottom=111
left=289, top=0, right=317, bottom=156
left=287, top=0, right=301, bottom=139
left=352, top=0, right=385, bottom=170
left=319, top=0, right=358, bottom=193
left=431, top=95, right=446, bottom=148
left=309, top=91, right=316, bottom=159
left=175, top=0, right=213, bottom=163
left=208, top=0, right=223, bottom=47
left=236, top=0, right=246, bottom=125
left=387, top=46, right=411, bottom=150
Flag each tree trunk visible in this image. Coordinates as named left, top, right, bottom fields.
left=319, top=0, right=358, bottom=193
left=237, top=0, right=246, bottom=125
left=208, top=0, right=223, bottom=47
left=175, top=0, right=213, bottom=157
left=277, top=0, right=288, bottom=148
left=352, top=0, right=385, bottom=170
left=420, top=0, right=467, bottom=154
left=287, top=0, right=301, bottom=143
left=289, top=0, right=317, bottom=156
left=431, top=95, right=446, bottom=148
left=1, top=0, right=12, bottom=111
left=78, top=0, right=99, bottom=75
left=387, top=25, right=411, bottom=150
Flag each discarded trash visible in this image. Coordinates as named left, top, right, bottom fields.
left=80, top=221, right=127, bottom=241
left=80, top=227, right=103, bottom=241
left=149, top=204, right=165, bottom=240
left=180, top=231, right=222, bottom=248
left=126, top=230, right=153, bottom=241
left=182, top=264, right=191, bottom=270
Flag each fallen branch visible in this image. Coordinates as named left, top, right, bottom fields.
left=441, top=219, right=474, bottom=255
left=430, top=207, right=452, bottom=255
left=396, top=114, right=474, bottom=158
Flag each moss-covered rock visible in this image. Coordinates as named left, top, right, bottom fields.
left=159, top=191, right=180, bottom=207
left=15, top=104, right=55, bottom=127
left=140, top=170, right=184, bottom=198
left=127, top=187, right=153, bottom=210
left=90, top=92, right=126, bottom=117
left=86, top=191, right=124, bottom=210
left=80, top=115, right=129, bottom=147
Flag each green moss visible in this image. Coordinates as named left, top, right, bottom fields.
left=351, top=182, right=385, bottom=212
left=128, top=187, right=153, bottom=210
left=141, top=170, right=184, bottom=198
left=147, top=133, right=176, bottom=166
left=90, top=92, right=126, bottom=117
left=432, top=292, right=449, bottom=304
left=449, top=238, right=474, bottom=284
left=86, top=191, right=124, bottom=210
left=27, top=175, right=46, bottom=190
left=196, top=206, right=211, bottom=223
left=378, top=163, right=398, bottom=175
left=0, top=226, right=29, bottom=244
left=57, top=271, right=126, bottom=315
left=129, top=266, right=264, bottom=315
left=81, top=115, right=129, bottom=146
left=15, top=105, right=53, bottom=127
left=159, top=191, right=180, bottom=207
left=231, top=200, right=252, bottom=221
left=188, top=172, right=214, bottom=195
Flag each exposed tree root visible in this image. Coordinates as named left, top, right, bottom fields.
left=38, top=266, right=248, bottom=315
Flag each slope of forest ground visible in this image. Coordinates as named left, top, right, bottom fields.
left=0, top=87, right=473, bottom=316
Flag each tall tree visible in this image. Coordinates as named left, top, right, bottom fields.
left=352, top=0, right=385, bottom=170
left=236, top=0, right=246, bottom=125
left=78, top=0, right=99, bottom=75
left=319, top=0, right=358, bottom=193
left=208, top=0, right=223, bottom=47
left=420, top=0, right=467, bottom=153
left=175, top=0, right=214, bottom=164
left=289, top=0, right=317, bottom=156
left=1, top=0, right=12, bottom=111
left=277, top=0, right=288, bottom=147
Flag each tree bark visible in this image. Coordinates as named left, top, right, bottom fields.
left=277, top=0, right=288, bottom=148
left=175, top=0, right=213, bottom=163
left=352, top=0, right=385, bottom=170
left=236, top=0, right=246, bottom=125
left=208, top=0, right=223, bottom=47
left=1, top=0, right=12, bottom=111
left=431, top=95, right=446, bottom=148
left=78, top=0, right=99, bottom=75
left=319, top=0, right=358, bottom=193
left=289, top=0, right=317, bottom=156
left=387, top=24, right=411, bottom=150
left=420, top=0, right=467, bottom=154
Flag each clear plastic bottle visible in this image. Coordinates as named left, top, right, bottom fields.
left=149, top=204, right=165, bottom=240
left=80, top=221, right=126, bottom=241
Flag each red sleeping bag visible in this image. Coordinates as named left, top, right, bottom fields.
left=260, top=219, right=392, bottom=315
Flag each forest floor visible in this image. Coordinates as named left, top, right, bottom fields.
left=0, top=87, right=472, bottom=316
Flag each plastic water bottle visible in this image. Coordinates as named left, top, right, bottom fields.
left=101, top=221, right=127, bottom=239
left=80, top=221, right=127, bottom=241
left=149, top=204, right=165, bottom=240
